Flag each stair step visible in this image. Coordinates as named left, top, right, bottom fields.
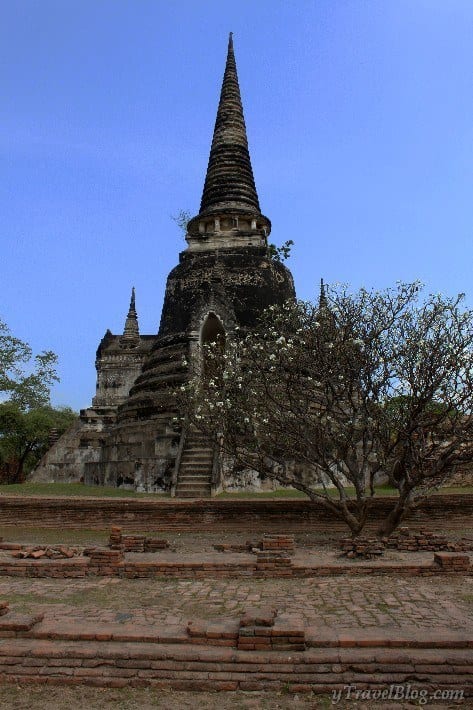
left=181, top=458, right=212, bottom=463
left=177, top=480, right=211, bottom=489
left=176, top=488, right=212, bottom=495
left=176, top=431, right=214, bottom=498
left=176, top=484, right=211, bottom=493
left=178, top=471, right=212, bottom=477
left=180, top=462, right=212, bottom=467
left=176, top=483, right=212, bottom=489
left=178, top=470, right=212, bottom=476
left=179, top=463, right=212, bottom=470
left=178, top=476, right=212, bottom=482
left=181, top=445, right=213, bottom=451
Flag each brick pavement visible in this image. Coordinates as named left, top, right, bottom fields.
left=0, top=574, right=472, bottom=631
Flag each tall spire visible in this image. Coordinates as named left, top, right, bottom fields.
left=199, top=32, right=260, bottom=216
left=187, top=33, right=271, bottom=247
left=121, top=287, right=140, bottom=345
left=319, top=278, right=328, bottom=309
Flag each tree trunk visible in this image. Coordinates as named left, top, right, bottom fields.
left=11, top=447, right=31, bottom=484
left=377, top=494, right=410, bottom=537
left=309, top=495, right=366, bottom=538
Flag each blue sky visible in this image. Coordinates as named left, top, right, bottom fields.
left=2, top=1, right=472, bottom=410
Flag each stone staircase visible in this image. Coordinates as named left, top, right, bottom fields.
left=174, top=429, right=214, bottom=498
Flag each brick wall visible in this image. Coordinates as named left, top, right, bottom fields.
left=0, top=494, right=472, bottom=532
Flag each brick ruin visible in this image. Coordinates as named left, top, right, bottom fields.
left=32, top=33, right=295, bottom=496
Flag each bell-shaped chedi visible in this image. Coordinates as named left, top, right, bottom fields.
left=33, top=35, right=296, bottom=495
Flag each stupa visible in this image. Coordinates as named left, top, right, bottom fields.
left=33, top=34, right=295, bottom=495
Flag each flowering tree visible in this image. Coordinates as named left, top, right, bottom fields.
left=181, top=283, right=473, bottom=537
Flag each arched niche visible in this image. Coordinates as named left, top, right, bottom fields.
left=200, top=312, right=226, bottom=348
left=200, top=312, right=226, bottom=378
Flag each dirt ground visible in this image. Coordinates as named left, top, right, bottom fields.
left=0, top=685, right=469, bottom=709
left=1, top=526, right=472, bottom=553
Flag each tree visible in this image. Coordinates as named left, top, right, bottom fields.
left=0, top=318, right=59, bottom=410
left=268, top=239, right=294, bottom=262
left=0, top=403, right=77, bottom=483
left=0, top=318, right=69, bottom=483
left=181, top=283, right=473, bottom=537
left=171, top=210, right=192, bottom=237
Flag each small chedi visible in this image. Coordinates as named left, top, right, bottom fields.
left=32, top=34, right=295, bottom=496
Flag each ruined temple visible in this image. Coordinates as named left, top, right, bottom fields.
left=33, top=34, right=295, bottom=495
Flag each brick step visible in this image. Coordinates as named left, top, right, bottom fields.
left=175, top=489, right=212, bottom=496
left=178, top=477, right=212, bottom=483
left=182, top=445, right=212, bottom=454
left=175, top=487, right=212, bottom=492
left=176, top=431, right=214, bottom=497
left=183, top=450, right=212, bottom=457
left=0, top=637, right=471, bottom=691
left=178, top=470, right=212, bottom=477
left=177, top=470, right=211, bottom=476
left=177, top=475, right=213, bottom=481
left=176, top=476, right=212, bottom=483
left=176, top=484, right=212, bottom=491
left=186, top=432, right=212, bottom=439
left=179, top=456, right=213, bottom=463
left=184, top=442, right=213, bottom=450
